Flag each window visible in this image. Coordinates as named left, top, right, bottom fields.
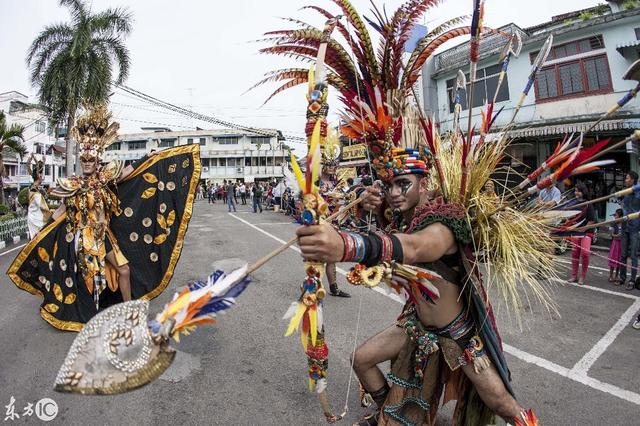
left=45, top=165, right=51, bottom=176
left=106, top=142, right=121, bottom=151
left=34, top=144, right=44, bottom=154
left=446, top=64, right=509, bottom=112
left=159, top=138, right=176, bottom=148
left=187, top=138, right=193, bottom=144
left=213, top=137, right=239, bottom=145
left=35, top=120, right=46, bottom=133
left=532, top=35, right=605, bottom=62
left=210, top=158, right=217, bottom=167
left=535, top=54, right=612, bottom=101
left=199, top=137, right=206, bottom=146
left=201, top=158, right=210, bottom=167
left=128, top=140, right=147, bottom=150
left=219, top=158, right=226, bottom=166
left=635, top=28, right=640, bottom=40
left=251, top=137, right=271, bottom=145
left=227, top=158, right=236, bottom=167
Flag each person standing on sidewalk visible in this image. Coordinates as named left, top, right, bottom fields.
left=226, top=180, right=237, bottom=212
left=252, top=183, right=263, bottom=213
left=618, top=171, right=640, bottom=290
left=569, top=182, right=595, bottom=285
left=239, top=182, right=247, bottom=205
left=608, top=209, right=623, bottom=283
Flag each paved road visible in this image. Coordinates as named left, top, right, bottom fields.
left=0, top=201, right=638, bottom=425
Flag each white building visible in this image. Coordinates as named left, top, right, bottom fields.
left=423, top=1, right=640, bottom=182
left=104, top=127, right=288, bottom=183
left=0, top=91, right=65, bottom=197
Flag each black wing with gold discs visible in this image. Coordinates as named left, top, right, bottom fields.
left=6, top=144, right=200, bottom=331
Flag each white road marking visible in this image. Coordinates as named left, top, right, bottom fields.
left=0, top=243, right=26, bottom=257
left=504, top=344, right=640, bottom=406
left=571, top=297, right=640, bottom=376
left=555, top=257, right=611, bottom=273
left=231, top=213, right=640, bottom=406
left=549, top=277, right=639, bottom=301
left=252, top=222, right=296, bottom=226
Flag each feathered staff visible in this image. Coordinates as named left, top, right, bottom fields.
left=282, top=17, right=344, bottom=424
left=524, top=136, right=614, bottom=195
left=54, top=266, right=253, bottom=394
left=509, top=34, right=553, bottom=125
left=460, top=0, right=484, bottom=200
left=451, top=69, right=467, bottom=134
left=492, top=32, right=522, bottom=104
left=465, top=0, right=484, bottom=138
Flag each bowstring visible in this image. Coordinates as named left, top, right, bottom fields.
left=340, top=17, right=376, bottom=417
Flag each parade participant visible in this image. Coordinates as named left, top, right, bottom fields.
left=568, top=182, right=596, bottom=285
left=254, top=1, right=589, bottom=423
left=319, top=131, right=350, bottom=298
left=619, top=171, right=640, bottom=289
left=297, top=142, right=534, bottom=424
left=8, top=104, right=200, bottom=331
left=25, top=156, right=51, bottom=239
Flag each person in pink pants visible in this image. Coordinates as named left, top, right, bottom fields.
left=570, top=183, right=596, bottom=285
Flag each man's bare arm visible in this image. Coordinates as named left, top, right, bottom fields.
left=296, top=221, right=457, bottom=264
left=394, top=222, right=457, bottom=264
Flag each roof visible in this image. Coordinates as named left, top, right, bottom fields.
left=617, top=39, right=640, bottom=52
left=497, top=115, right=640, bottom=139
left=432, top=7, right=640, bottom=78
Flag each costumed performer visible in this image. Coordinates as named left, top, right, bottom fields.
left=7, top=103, right=200, bottom=331
left=26, top=156, right=51, bottom=239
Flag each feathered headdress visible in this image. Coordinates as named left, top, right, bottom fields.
left=71, top=103, right=120, bottom=162
left=253, top=0, right=473, bottom=181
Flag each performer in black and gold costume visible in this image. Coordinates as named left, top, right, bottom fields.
left=7, top=104, right=200, bottom=331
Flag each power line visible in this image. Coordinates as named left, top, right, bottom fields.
left=115, top=85, right=308, bottom=143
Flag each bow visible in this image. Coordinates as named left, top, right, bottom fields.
left=282, top=17, right=343, bottom=424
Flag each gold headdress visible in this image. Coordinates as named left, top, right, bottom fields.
left=71, top=103, right=119, bottom=162
left=321, top=127, right=341, bottom=168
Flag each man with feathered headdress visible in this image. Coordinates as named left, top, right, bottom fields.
left=8, top=103, right=200, bottom=331
left=297, top=116, right=528, bottom=425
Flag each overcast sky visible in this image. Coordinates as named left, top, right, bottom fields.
left=0, top=0, right=603, bottom=151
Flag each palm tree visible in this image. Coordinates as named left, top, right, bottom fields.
left=26, top=0, right=132, bottom=176
left=0, top=112, right=28, bottom=205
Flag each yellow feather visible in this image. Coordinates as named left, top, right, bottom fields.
left=309, top=120, right=322, bottom=193
left=309, top=307, right=318, bottom=346
left=290, top=153, right=306, bottom=192
left=308, top=66, right=315, bottom=93
left=301, top=325, right=308, bottom=352
left=285, top=303, right=306, bottom=337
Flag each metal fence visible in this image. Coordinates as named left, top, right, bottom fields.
left=0, top=217, right=28, bottom=241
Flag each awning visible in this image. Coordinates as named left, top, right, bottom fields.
left=616, top=40, right=640, bottom=55
left=506, top=119, right=640, bottom=139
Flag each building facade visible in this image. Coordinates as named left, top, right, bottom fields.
left=0, top=91, right=65, bottom=198
left=423, top=1, right=640, bottom=200
left=104, top=128, right=288, bottom=183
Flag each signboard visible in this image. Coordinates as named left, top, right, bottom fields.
left=245, top=175, right=255, bottom=183
left=337, top=167, right=357, bottom=181
left=342, top=143, right=367, bottom=161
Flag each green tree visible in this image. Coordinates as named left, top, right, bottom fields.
left=26, top=0, right=132, bottom=176
left=0, top=112, right=27, bottom=205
